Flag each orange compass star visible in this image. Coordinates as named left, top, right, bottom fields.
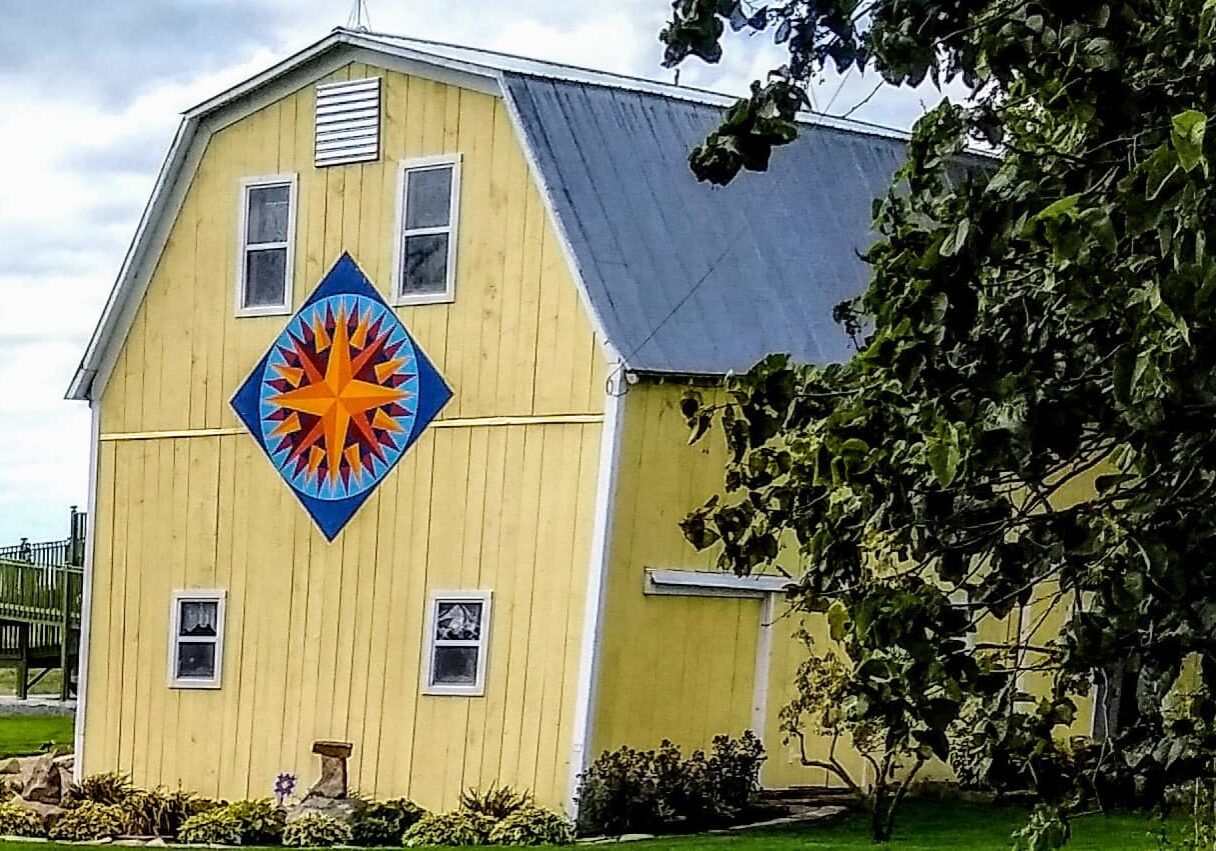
left=269, top=306, right=409, bottom=483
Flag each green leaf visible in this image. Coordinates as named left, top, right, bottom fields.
left=1034, top=194, right=1081, bottom=222
left=827, top=599, right=850, bottom=641
left=941, top=218, right=970, bottom=257
left=1171, top=109, right=1207, bottom=173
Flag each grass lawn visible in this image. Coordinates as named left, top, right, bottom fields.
left=0, top=801, right=1169, bottom=850
left=0, top=667, right=64, bottom=698
left=0, top=714, right=73, bottom=758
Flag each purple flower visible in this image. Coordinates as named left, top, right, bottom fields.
left=274, top=772, right=297, bottom=805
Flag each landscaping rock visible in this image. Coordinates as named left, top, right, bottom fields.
left=19, top=754, right=63, bottom=804
left=0, top=758, right=22, bottom=775
left=16, top=798, right=66, bottom=827
left=287, top=739, right=364, bottom=826
left=309, top=740, right=352, bottom=799
left=287, top=792, right=366, bottom=825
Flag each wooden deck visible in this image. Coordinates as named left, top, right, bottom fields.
left=0, top=558, right=82, bottom=700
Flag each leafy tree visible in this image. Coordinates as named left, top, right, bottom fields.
left=664, top=0, right=1216, bottom=844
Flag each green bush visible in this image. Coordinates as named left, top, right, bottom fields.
left=63, top=771, right=134, bottom=807
left=487, top=805, right=574, bottom=846
left=178, top=799, right=285, bottom=845
left=0, top=800, right=46, bottom=837
left=706, top=731, right=766, bottom=818
left=352, top=798, right=426, bottom=846
left=459, top=784, right=533, bottom=819
left=283, top=812, right=353, bottom=847
left=120, top=788, right=217, bottom=837
left=402, top=811, right=496, bottom=847
left=575, top=732, right=766, bottom=836
left=48, top=801, right=125, bottom=840
left=179, top=808, right=243, bottom=846
left=225, top=798, right=287, bottom=844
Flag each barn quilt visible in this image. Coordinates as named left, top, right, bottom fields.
left=232, top=253, right=451, bottom=540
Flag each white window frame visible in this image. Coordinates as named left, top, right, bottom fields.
left=168, top=589, right=227, bottom=689
left=421, top=590, right=491, bottom=697
left=391, top=154, right=461, bottom=306
left=235, top=174, right=298, bottom=317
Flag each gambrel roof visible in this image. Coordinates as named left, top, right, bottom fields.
left=68, top=28, right=914, bottom=399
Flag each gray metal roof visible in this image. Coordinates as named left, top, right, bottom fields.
left=503, top=73, right=911, bottom=376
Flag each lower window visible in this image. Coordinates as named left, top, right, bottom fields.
left=169, top=590, right=226, bottom=689
left=423, top=591, right=491, bottom=696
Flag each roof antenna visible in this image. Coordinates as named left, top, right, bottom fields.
left=346, top=0, right=372, bottom=31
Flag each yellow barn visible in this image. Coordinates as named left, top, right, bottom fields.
left=65, top=29, right=1040, bottom=812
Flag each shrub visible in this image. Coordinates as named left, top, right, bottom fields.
left=402, top=811, right=496, bottom=847
left=487, top=805, right=574, bottom=846
left=225, top=798, right=287, bottom=844
left=459, top=784, right=533, bottom=819
left=352, top=798, right=426, bottom=846
left=120, top=788, right=217, bottom=837
left=63, top=771, right=134, bottom=807
left=706, top=731, right=765, bottom=817
left=283, top=812, right=353, bottom=847
left=0, top=800, right=46, bottom=837
left=575, top=745, right=663, bottom=836
left=179, top=808, right=243, bottom=846
left=575, top=733, right=766, bottom=836
left=48, top=801, right=125, bottom=840
left=178, top=799, right=285, bottom=845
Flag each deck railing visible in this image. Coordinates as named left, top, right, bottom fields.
left=0, top=559, right=83, bottom=628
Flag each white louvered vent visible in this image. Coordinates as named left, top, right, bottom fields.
left=314, top=77, right=382, bottom=167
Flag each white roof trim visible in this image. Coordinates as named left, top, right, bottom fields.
left=645, top=568, right=791, bottom=598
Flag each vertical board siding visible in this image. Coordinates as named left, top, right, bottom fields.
left=86, top=424, right=600, bottom=808
left=592, top=383, right=764, bottom=756
left=87, top=63, right=607, bottom=810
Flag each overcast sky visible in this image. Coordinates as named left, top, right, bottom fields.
left=0, top=0, right=951, bottom=545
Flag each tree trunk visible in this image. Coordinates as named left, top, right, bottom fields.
left=870, top=790, right=895, bottom=842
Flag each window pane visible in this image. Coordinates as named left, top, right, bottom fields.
left=432, top=646, right=478, bottom=685
left=244, top=247, right=288, bottom=307
left=401, top=234, right=449, bottom=296
left=179, top=601, right=219, bottom=637
left=436, top=602, right=482, bottom=641
left=405, top=167, right=452, bottom=229
left=176, top=642, right=216, bottom=680
left=247, top=184, right=290, bottom=243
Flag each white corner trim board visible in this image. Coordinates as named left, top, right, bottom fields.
left=644, top=569, right=791, bottom=599
left=565, top=364, right=626, bottom=815
left=72, top=402, right=100, bottom=779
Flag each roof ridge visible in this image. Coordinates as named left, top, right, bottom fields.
left=343, top=28, right=914, bottom=142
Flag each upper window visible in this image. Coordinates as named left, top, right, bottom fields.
left=236, top=175, right=297, bottom=316
left=422, top=590, right=491, bottom=696
left=393, top=156, right=461, bottom=305
left=169, top=590, right=226, bottom=689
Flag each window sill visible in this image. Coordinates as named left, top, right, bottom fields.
left=169, top=679, right=222, bottom=690
left=235, top=305, right=292, bottom=318
left=391, top=292, right=456, bottom=308
left=422, top=685, right=485, bottom=697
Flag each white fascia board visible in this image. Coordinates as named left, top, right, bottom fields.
left=645, top=568, right=791, bottom=598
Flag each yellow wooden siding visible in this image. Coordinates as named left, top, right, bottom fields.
left=591, top=383, right=766, bottom=758
left=99, top=62, right=603, bottom=435
left=85, top=62, right=608, bottom=810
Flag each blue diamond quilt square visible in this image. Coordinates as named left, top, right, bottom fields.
left=231, top=253, right=452, bottom=540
